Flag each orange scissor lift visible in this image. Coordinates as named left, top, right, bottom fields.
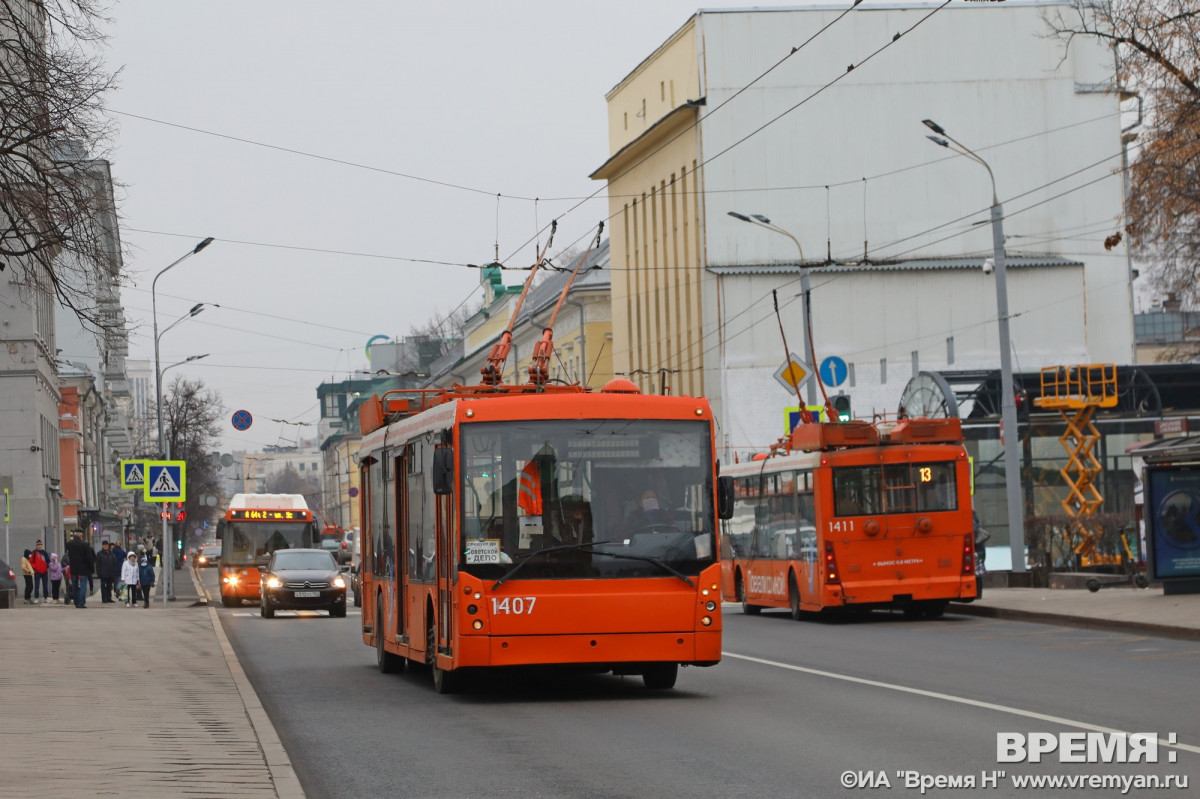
left=1035, top=364, right=1120, bottom=567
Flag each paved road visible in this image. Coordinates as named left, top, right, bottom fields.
left=203, top=561, right=1198, bottom=798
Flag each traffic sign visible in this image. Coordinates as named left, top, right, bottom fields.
left=144, top=460, right=187, bottom=503
left=120, top=460, right=147, bottom=489
left=232, top=410, right=253, bottom=431
left=820, top=356, right=849, bottom=388
left=773, top=353, right=812, bottom=394
left=784, top=406, right=826, bottom=433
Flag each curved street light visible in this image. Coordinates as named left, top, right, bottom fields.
left=923, top=119, right=1025, bottom=574
left=150, top=237, right=214, bottom=603
left=728, top=211, right=817, bottom=407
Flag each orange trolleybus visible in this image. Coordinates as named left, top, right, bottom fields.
left=720, top=417, right=977, bottom=619
left=216, top=493, right=318, bottom=608
left=359, top=223, right=730, bottom=692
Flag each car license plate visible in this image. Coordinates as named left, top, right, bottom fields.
left=294, top=591, right=320, bottom=598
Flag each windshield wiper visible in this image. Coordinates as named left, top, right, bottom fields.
left=491, top=541, right=694, bottom=589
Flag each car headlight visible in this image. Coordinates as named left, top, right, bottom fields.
left=265, top=576, right=282, bottom=589
left=198, top=556, right=207, bottom=564
left=332, top=576, right=346, bottom=589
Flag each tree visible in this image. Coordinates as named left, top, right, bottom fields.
left=0, top=0, right=120, bottom=330
left=1047, top=2, right=1200, bottom=311
left=159, top=375, right=224, bottom=536
left=265, top=463, right=321, bottom=514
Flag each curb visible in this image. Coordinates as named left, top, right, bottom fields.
left=203, top=577, right=307, bottom=799
left=946, top=602, right=1200, bottom=642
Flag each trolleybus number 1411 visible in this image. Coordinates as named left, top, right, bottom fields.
left=829, top=520, right=856, bottom=533
left=492, top=597, right=537, bottom=615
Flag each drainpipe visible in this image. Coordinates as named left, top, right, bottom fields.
left=566, top=298, right=587, bottom=385
left=1120, top=91, right=1143, bottom=363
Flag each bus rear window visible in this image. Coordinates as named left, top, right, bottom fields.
left=833, top=462, right=957, bottom=516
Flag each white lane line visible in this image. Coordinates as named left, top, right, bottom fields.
left=723, top=651, right=1200, bottom=757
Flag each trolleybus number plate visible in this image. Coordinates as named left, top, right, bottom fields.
left=492, top=597, right=536, bottom=615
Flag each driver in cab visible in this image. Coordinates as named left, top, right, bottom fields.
left=626, top=488, right=675, bottom=531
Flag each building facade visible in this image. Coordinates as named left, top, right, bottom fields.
left=591, top=2, right=1132, bottom=461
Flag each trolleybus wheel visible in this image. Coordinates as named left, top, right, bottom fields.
left=788, top=574, right=802, bottom=621
left=376, top=601, right=404, bottom=674
left=642, top=663, right=678, bottom=690
left=428, top=621, right=458, bottom=694
left=737, top=573, right=761, bottom=615
left=923, top=601, right=946, bottom=618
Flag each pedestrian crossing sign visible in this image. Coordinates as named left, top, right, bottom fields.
left=143, top=460, right=187, bottom=502
left=120, top=460, right=147, bottom=489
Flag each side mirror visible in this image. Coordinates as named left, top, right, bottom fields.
left=717, top=476, right=735, bottom=520
left=433, top=447, right=454, bottom=495
left=215, top=520, right=225, bottom=541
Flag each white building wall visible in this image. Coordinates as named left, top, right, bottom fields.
left=684, top=2, right=1129, bottom=457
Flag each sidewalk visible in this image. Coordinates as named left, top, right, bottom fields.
left=949, top=583, right=1200, bottom=640
left=0, top=567, right=304, bottom=799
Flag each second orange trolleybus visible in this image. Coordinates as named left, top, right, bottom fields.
left=721, top=417, right=977, bottom=618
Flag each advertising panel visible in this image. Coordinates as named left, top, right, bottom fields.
left=1144, top=465, right=1200, bottom=581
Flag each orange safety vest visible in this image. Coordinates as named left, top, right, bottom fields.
left=518, top=460, right=542, bottom=515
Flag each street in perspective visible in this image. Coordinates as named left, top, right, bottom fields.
left=2, top=2, right=1199, bottom=798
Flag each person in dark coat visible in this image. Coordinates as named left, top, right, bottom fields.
left=95, top=541, right=120, bottom=603
left=64, top=529, right=96, bottom=608
left=111, top=541, right=127, bottom=602
left=137, top=557, right=156, bottom=608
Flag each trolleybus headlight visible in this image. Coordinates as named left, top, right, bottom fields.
left=705, top=601, right=716, bottom=611
left=701, top=616, right=713, bottom=626
left=265, top=576, right=282, bottom=589
left=472, top=619, right=484, bottom=630
left=332, top=576, right=346, bottom=589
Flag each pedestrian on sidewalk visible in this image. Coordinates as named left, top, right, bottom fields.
left=30, top=540, right=50, bottom=603
left=137, top=557, right=156, bottom=608
left=121, top=553, right=139, bottom=607
left=48, top=553, right=63, bottom=603
left=65, top=529, right=96, bottom=608
left=20, top=549, right=33, bottom=604
left=111, top=541, right=127, bottom=601
left=96, top=541, right=120, bottom=603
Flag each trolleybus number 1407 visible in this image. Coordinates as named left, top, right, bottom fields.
left=491, top=597, right=537, bottom=615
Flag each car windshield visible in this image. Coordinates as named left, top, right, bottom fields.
left=459, top=418, right=717, bottom=580
left=272, top=552, right=335, bottom=571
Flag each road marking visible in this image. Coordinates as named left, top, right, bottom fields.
left=723, top=651, right=1200, bottom=757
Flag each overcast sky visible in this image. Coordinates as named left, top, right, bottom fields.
left=100, top=1, right=890, bottom=455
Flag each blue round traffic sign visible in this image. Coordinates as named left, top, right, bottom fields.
left=820, top=356, right=849, bottom=388
left=232, top=410, right=253, bottom=431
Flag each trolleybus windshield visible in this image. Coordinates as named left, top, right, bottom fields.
left=460, top=419, right=716, bottom=580
left=224, top=521, right=313, bottom=566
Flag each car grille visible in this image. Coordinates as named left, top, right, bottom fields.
left=283, top=580, right=331, bottom=590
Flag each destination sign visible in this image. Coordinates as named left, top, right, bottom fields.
left=229, top=509, right=312, bottom=521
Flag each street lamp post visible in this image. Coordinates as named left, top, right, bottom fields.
left=923, top=119, right=1026, bottom=574
left=152, top=237, right=214, bottom=602
left=728, top=212, right=817, bottom=408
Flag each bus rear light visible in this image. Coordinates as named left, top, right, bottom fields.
left=473, top=619, right=484, bottom=630
left=825, top=542, right=841, bottom=585
left=962, top=535, right=975, bottom=575
left=917, top=516, right=933, bottom=533
left=705, top=601, right=717, bottom=611
left=701, top=616, right=712, bottom=626
left=467, top=604, right=478, bottom=615
left=864, top=520, right=881, bottom=536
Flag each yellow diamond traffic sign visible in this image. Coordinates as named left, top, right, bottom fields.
left=774, top=353, right=812, bottom=394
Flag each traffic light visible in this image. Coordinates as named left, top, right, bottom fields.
left=832, top=393, right=852, bottom=422
left=160, top=509, right=170, bottom=521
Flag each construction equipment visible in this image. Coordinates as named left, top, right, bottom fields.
left=1036, top=364, right=1118, bottom=566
